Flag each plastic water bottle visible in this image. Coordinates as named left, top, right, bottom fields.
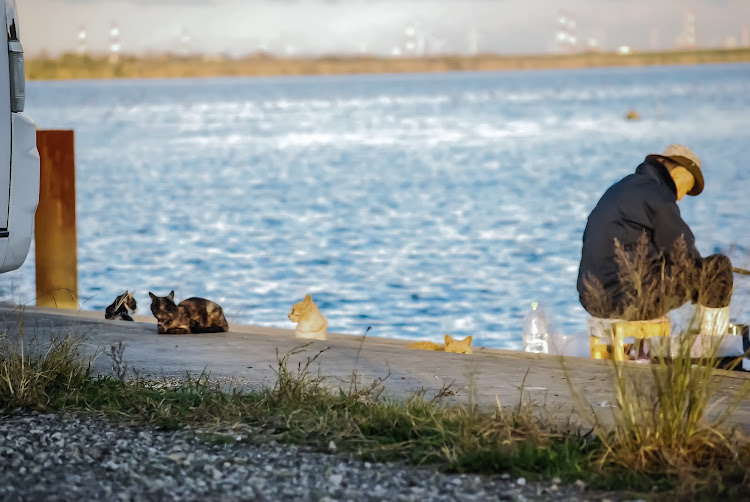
left=523, top=302, right=549, bottom=353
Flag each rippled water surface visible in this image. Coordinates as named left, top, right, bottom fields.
left=6, top=64, right=750, bottom=349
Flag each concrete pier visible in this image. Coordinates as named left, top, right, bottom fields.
left=1, top=304, right=749, bottom=430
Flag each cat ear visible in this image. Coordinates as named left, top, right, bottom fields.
left=304, top=294, right=312, bottom=303
left=465, top=336, right=473, bottom=345
left=168, top=291, right=175, bottom=301
left=148, top=292, right=156, bottom=301
left=444, top=334, right=454, bottom=343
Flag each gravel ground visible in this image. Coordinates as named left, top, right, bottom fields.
left=0, top=411, right=643, bottom=502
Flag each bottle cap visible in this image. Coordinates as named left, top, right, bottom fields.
left=531, top=302, right=538, bottom=310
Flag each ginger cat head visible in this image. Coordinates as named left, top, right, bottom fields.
left=288, top=294, right=315, bottom=322
left=288, top=294, right=327, bottom=340
left=444, top=334, right=472, bottom=354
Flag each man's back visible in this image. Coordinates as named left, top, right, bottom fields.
left=577, top=159, right=699, bottom=312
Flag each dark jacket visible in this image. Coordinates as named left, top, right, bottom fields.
left=577, top=158, right=702, bottom=313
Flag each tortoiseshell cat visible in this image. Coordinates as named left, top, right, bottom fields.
left=148, top=291, right=229, bottom=334
left=105, top=291, right=137, bottom=321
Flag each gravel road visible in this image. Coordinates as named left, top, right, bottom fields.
left=0, top=411, right=644, bottom=502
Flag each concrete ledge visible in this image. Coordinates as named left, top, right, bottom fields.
left=1, top=304, right=749, bottom=431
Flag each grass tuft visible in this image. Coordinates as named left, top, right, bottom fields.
left=0, top=319, right=93, bottom=409
left=1, top=303, right=749, bottom=498
left=592, top=325, right=750, bottom=497
left=579, top=233, right=750, bottom=497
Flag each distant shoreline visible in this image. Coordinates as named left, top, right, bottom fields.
left=26, top=48, right=750, bottom=81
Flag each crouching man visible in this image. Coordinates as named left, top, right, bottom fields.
left=577, top=145, right=732, bottom=327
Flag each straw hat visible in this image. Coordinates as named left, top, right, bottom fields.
left=646, top=144, right=704, bottom=196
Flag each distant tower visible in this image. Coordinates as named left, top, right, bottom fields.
left=467, top=27, right=479, bottom=56
left=109, top=23, right=121, bottom=63
left=404, top=24, right=416, bottom=55
left=427, top=34, right=446, bottom=55
left=256, top=37, right=270, bottom=54
left=585, top=37, right=600, bottom=52
left=555, top=10, right=578, bottom=53
left=180, top=27, right=191, bottom=56
left=402, top=23, right=426, bottom=57
left=416, top=27, right=425, bottom=56
left=679, top=10, right=696, bottom=49
left=649, top=27, right=660, bottom=51
left=77, top=26, right=87, bottom=56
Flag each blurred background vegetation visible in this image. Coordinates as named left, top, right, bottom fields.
left=26, top=48, right=750, bottom=80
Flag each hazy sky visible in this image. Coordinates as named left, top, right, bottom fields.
left=18, top=0, right=750, bottom=57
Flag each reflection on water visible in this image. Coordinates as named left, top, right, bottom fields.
left=5, top=64, right=750, bottom=349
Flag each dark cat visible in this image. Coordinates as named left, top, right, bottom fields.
left=148, top=290, right=229, bottom=334
left=105, top=291, right=137, bottom=321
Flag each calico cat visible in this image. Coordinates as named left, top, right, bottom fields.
left=105, top=291, right=137, bottom=321
left=148, top=291, right=229, bottom=335
left=408, top=334, right=473, bottom=354
left=288, top=294, right=328, bottom=340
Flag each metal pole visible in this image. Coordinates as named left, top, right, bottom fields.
left=35, top=130, right=78, bottom=308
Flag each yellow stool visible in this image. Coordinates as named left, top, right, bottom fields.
left=589, top=317, right=671, bottom=361
left=589, top=335, right=612, bottom=360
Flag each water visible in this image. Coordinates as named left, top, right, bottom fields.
left=5, top=64, right=750, bottom=349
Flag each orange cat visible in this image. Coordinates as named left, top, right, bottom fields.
left=288, top=294, right=328, bottom=340
left=408, top=334, right=473, bottom=354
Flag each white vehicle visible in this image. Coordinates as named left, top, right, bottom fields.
left=0, top=0, right=38, bottom=273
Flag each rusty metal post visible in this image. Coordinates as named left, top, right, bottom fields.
left=35, top=130, right=78, bottom=308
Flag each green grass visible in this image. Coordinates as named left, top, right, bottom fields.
left=1, top=327, right=749, bottom=500
left=0, top=321, right=92, bottom=408
left=566, top=335, right=750, bottom=498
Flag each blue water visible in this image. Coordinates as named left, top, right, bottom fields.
left=5, top=64, right=750, bottom=349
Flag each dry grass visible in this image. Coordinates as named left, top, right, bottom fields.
left=579, top=233, right=750, bottom=496
left=0, top=315, right=93, bottom=408
left=1, top=327, right=747, bottom=497
left=589, top=331, right=750, bottom=496
left=0, top=332, right=594, bottom=481
left=2, top=270, right=750, bottom=499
